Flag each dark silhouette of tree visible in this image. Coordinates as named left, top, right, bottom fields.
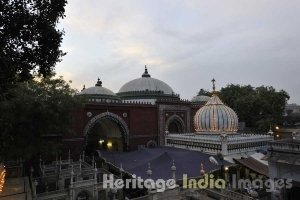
left=218, top=84, right=290, bottom=132
left=197, top=88, right=211, bottom=96
left=0, top=76, right=82, bottom=160
left=0, top=0, right=67, bottom=99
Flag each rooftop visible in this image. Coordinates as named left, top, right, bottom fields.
left=99, top=147, right=230, bottom=180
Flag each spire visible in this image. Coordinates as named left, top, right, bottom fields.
left=81, top=85, right=85, bottom=91
left=200, top=163, right=205, bottom=176
left=95, top=78, right=102, bottom=86
left=142, top=65, right=151, bottom=78
left=171, top=160, right=176, bottom=180
left=268, top=124, right=274, bottom=135
left=212, top=78, right=216, bottom=94
left=146, top=162, right=152, bottom=178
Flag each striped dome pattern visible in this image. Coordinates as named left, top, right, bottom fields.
left=194, top=95, right=239, bottom=133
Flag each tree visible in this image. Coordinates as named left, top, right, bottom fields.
left=197, top=88, right=211, bottom=96
left=218, top=84, right=289, bottom=132
left=0, top=76, right=82, bottom=160
left=0, top=0, right=67, bottom=98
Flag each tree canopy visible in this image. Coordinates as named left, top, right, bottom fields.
left=197, top=88, right=211, bottom=96
left=198, top=84, right=289, bottom=132
left=0, top=76, right=82, bottom=160
left=219, top=84, right=289, bottom=132
left=0, top=0, right=67, bottom=98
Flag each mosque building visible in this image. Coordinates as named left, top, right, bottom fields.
left=64, top=67, right=273, bottom=160
left=165, top=79, right=273, bottom=160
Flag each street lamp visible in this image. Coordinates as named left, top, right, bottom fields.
left=99, top=139, right=104, bottom=145
left=107, top=142, right=112, bottom=149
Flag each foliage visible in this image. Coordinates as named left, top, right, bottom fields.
left=197, top=88, right=211, bottom=96
left=0, top=76, right=82, bottom=160
left=0, top=0, right=67, bottom=98
left=218, top=84, right=290, bottom=132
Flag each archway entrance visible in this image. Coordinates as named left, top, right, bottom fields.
left=165, top=115, right=185, bottom=134
left=168, top=120, right=183, bottom=133
left=84, top=112, right=129, bottom=154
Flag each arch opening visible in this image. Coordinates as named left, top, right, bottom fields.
left=168, top=119, right=183, bottom=133
left=165, top=115, right=185, bottom=134
left=84, top=112, right=129, bottom=154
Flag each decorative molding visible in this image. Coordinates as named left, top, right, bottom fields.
left=158, top=104, right=191, bottom=146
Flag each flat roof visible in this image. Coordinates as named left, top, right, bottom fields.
left=100, top=147, right=230, bottom=180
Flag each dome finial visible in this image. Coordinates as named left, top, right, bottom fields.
left=95, top=78, right=102, bottom=87
left=211, top=78, right=216, bottom=94
left=142, top=65, right=151, bottom=77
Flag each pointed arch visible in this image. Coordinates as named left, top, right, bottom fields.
left=165, top=114, right=186, bottom=133
left=83, top=112, right=129, bottom=144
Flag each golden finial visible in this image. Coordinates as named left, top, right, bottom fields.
left=212, top=78, right=216, bottom=94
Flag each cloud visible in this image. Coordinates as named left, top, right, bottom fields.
left=56, top=0, right=300, bottom=103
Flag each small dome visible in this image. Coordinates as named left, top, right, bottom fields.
left=79, top=78, right=117, bottom=98
left=117, top=66, right=179, bottom=100
left=191, top=95, right=210, bottom=103
left=194, top=94, right=239, bottom=133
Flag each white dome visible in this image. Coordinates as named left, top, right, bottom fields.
left=119, top=77, right=174, bottom=94
left=79, top=78, right=117, bottom=97
left=117, top=67, right=177, bottom=100
left=194, top=94, right=239, bottom=133
left=80, top=87, right=116, bottom=96
left=191, top=95, right=210, bottom=103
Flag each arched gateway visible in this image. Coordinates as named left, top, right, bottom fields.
left=83, top=112, right=129, bottom=152
left=165, top=114, right=186, bottom=133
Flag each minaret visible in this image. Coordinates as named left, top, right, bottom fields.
left=268, top=125, right=274, bottom=136
left=211, top=78, right=216, bottom=95
left=171, top=160, right=176, bottom=180
left=95, top=78, right=102, bottom=86
left=142, top=65, right=151, bottom=78
left=146, top=162, right=152, bottom=178
left=200, top=163, right=205, bottom=176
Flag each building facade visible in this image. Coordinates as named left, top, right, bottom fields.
left=63, top=67, right=272, bottom=160
left=64, top=67, right=208, bottom=155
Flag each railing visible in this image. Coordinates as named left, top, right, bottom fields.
left=269, top=141, right=300, bottom=153
left=36, top=189, right=68, bottom=200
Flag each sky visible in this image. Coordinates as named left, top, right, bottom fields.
left=56, top=0, right=300, bottom=104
